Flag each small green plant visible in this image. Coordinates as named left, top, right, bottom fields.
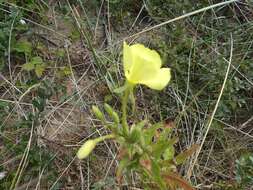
left=214, top=152, right=253, bottom=190
left=0, top=79, right=61, bottom=189
left=22, top=56, right=46, bottom=77
left=235, top=153, right=253, bottom=188
left=77, top=42, right=197, bottom=190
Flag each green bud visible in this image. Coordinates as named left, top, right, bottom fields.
left=112, top=111, right=120, bottom=124
left=104, top=103, right=120, bottom=124
left=104, top=103, right=114, bottom=117
left=129, top=126, right=141, bottom=143
left=77, top=139, right=97, bottom=159
left=92, top=105, right=104, bottom=121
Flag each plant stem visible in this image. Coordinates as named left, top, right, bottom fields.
left=95, top=134, right=115, bottom=143
left=121, top=82, right=132, bottom=135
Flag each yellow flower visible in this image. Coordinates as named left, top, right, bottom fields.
left=77, top=140, right=97, bottom=159
left=123, top=42, right=171, bottom=90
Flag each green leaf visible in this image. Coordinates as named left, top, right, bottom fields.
left=22, top=56, right=45, bottom=77
left=151, top=160, right=160, bottom=177
left=151, top=140, right=169, bottom=160
left=35, top=64, right=45, bottom=77
left=57, top=66, right=71, bottom=77
left=163, top=145, right=175, bottom=161
left=116, top=157, right=129, bottom=183
left=14, top=40, right=32, bottom=54
left=62, top=66, right=71, bottom=75
left=143, top=122, right=163, bottom=145
left=236, top=153, right=253, bottom=186
left=129, top=127, right=141, bottom=143
left=30, top=56, right=43, bottom=65
left=113, top=85, right=127, bottom=94
left=151, top=137, right=178, bottom=160
left=22, top=62, right=35, bottom=71
left=151, top=160, right=166, bottom=189
left=135, top=120, right=146, bottom=130
left=32, top=97, right=46, bottom=112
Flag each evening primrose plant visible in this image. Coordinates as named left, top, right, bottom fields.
left=77, top=42, right=196, bottom=190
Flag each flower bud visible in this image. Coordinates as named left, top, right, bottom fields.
left=92, top=105, right=104, bottom=121
left=77, top=140, right=97, bottom=159
left=104, top=103, right=120, bottom=124
left=104, top=103, right=114, bottom=117
left=112, top=111, right=120, bottom=124
left=129, top=127, right=141, bottom=143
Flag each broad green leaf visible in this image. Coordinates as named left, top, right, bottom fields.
left=22, top=62, right=35, bottom=71
left=62, top=66, right=71, bottom=75
left=57, top=66, right=71, bottom=77
left=35, top=64, right=45, bottom=77
left=143, top=122, right=163, bottom=145
left=14, top=40, right=32, bottom=54
left=151, top=140, right=169, bottom=160
left=163, top=145, right=175, bottom=161
left=31, top=56, right=43, bottom=65
left=151, top=137, right=178, bottom=160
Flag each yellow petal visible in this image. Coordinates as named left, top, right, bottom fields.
left=140, top=68, right=171, bottom=90
left=127, top=44, right=162, bottom=83
left=77, top=140, right=97, bottom=159
left=130, top=43, right=162, bottom=69
left=123, top=42, right=132, bottom=78
left=123, top=42, right=171, bottom=90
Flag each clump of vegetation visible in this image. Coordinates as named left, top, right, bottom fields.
left=235, top=153, right=253, bottom=188
left=77, top=42, right=197, bottom=189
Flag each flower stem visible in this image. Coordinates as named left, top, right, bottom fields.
left=121, top=82, right=132, bottom=135
left=95, top=134, right=115, bottom=143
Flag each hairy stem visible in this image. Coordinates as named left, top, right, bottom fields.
left=121, top=82, right=132, bottom=135
left=95, top=134, right=115, bottom=143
